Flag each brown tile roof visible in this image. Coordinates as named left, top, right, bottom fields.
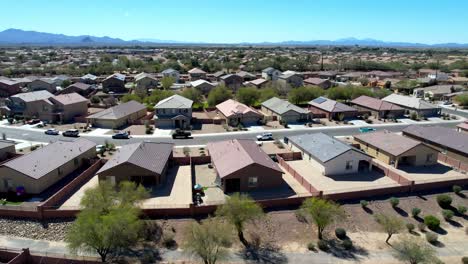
left=207, top=139, right=282, bottom=178
left=86, top=100, right=146, bottom=120
left=1, top=138, right=96, bottom=179
left=304, top=77, right=328, bottom=85
left=354, top=131, right=422, bottom=156
left=308, top=97, right=357, bottom=113
left=216, top=99, right=263, bottom=118
left=351, top=95, right=403, bottom=111
left=51, top=93, right=88, bottom=105
left=97, top=142, right=173, bottom=175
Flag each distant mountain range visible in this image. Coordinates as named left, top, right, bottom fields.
left=1, top=28, right=467, bottom=48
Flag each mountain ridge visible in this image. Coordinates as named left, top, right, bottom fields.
left=1, top=28, right=467, bottom=48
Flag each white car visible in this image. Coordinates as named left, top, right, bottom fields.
left=256, top=133, right=273, bottom=141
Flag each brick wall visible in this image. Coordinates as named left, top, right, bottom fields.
left=438, top=153, right=468, bottom=172
left=277, top=154, right=321, bottom=195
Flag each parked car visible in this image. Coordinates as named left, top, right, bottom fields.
left=172, top=129, right=191, bottom=139
left=26, top=119, right=41, bottom=125
left=359, top=127, right=376, bottom=133
left=112, top=131, right=130, bottom=139
left=44, top=128, right=59, bottom=135
left=256, top=132, right=274, bottom=141
left=62, top=129, right=79, bottom=137
left=96, top=145, right=105, bottom=152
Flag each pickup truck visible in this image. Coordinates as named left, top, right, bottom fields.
left=172, top=129, right=191, bottom=139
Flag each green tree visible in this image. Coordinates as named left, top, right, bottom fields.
left=215, top=193, right=263, bottom=247
left=454, top=94, right=468, bottom=109
left=236, top=87, right=260, bottom=106
left=161, top=76, right=175, bottom=90
left=121, top=94, right=143, bottom=103
left=66, top=181, right=149, bottom=262
left=144, top=89, right=175, bottom=105
left=392, top=236, right=437, bottom=264
left=258, top=87, right=279, bottom=102
left=299, top=197, right=345, bottom=240
left=181, top=88, right=203, bottom=106
left=288, top=86, right=325, bottom=104
left=374, top=213, right=404, bottom=244
left=207, top=86, right=232, bottom=107
left=326, top=86, right=352, bottom=101
left=184, top=218, right=232, bottom=264
left=61, top=79, right=71, bottom=88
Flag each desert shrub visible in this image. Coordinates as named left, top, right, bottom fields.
left=162, top=232, right=176, bottom=248
left=390, top=197, right=399, bottom=208
left=335, top=228, right=347, bottom=240
left=360, top=200, right=369, bottom=208
left=462, top=256, right=468, bottom=264
left=317, top=240, right=329, bottom=251
left=457, top=205, right=467, bottom=215
left=307, top=242, right=315, bottom=251
left=342, top=239, right=353, bottom=250
left=418, top=222, right=426, bottom=232
left=406, top=223, right=415, bottom=233
left=425, top=232, right=438, bottom=244
left=411, top=207, right=421, bottom=218
left=436, top=194, right=452, bottom=208
left=424, top=215, right=440, bottom=230
left=453, top=185, right=462, bottom=195
left=442, top=209, right=454, bottom=220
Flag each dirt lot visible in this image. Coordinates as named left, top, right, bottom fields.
left=191, top=123, right=227, bottom=134
left=259, top=141, right=290, bottom=155
left=194, top=164, right=226, bottom=205
left=396, top=162, right=468, bottom=184
left=44, top=122, right=88, bottom=131
left=173, top=146, right=207, bottom=157
left=286, top=159, right=400, bottom=194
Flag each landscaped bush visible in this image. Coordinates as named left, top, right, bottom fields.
left=162, top=232, right=176, bottom=248
left=335, top=228, right=347, bottom=240
left=342, top=239, right=353, bottom=250
left=317, top=240, right=329, bottom=251
left=411, top=207, right=421, bottom=218
left=457, top=205, right=467, bottom=215
left=442, top=209, right=454, bottom=220
left=307, top=242, right=315, bottom=251
left=436, top=194, right=452, bottom=208
left=360, top=200, right=368, bottom=208
left=406, top=223, right=415, bottom=233
left=453, top=185, right=462, bottom=195
left=425, top=232, right=438, bottom=244
left=390, top=197, right=399, bottom=208
left=424, top=215, right=441, bottom=230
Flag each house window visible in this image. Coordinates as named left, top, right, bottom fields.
left=426, top=154, right=434, bottom=162
left=346, top=161, right=353, bottom=170
left=248, top=177, right=258, bottom=187
left=58, top=167, right=63, bottom=175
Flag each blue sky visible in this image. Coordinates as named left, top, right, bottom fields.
left=2, top=0, right=467, bottom=44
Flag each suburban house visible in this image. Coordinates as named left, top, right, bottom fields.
left=0, top=79, right=21, bottom=97
left=102, top=73, right=126, bottom=93
left=0, top=140, right=16, bottom=162
left=188, top=68, right=207, bottom=81
left=354, top=131, right=438, bottom=168
left=86, top=100, right=147, bottom=129
left=28, top=78, right=57, bottom=93
left=207, top=139, right=284, bottom=193
left=212, top=71, right=226, bottom=81
left=286, top=133, right=372, bottom=176
left=382, top=94, right=441, bottom=117
left=350, top=95, right=405, bottom=119
left=262, top=67, right=281, bottom=81
left=237, top=71, right=256, bottom=81
left=247, top=78, right=268, bottom=88
left=413, top=85, right=465, bottom=100
left=190, top=79, right=215, bottom=94
left=261, top=97, right=310, bottom=123
left=59, top=82, right=94, bottom=97
left=6, top=90, right=54, bottom=119
left=80, top=73, right=97, bottom=84
left=308, top=97, right=358, bottom=120
left=96, top=142, right=173, bottom=186
left=0, top=138, right=96, bottom=194
left=161, top=68, right=180, bottom=82
left=304, top=77, right=332, bottom=89
left=219, top=74, right=244, bottom=91
left=402, top=125, right=468, bottom=164
left=135, top=72, right=158, bottom=91
left=154, top=94, right=193, bottom=129
left=278, top=71, right=303, bottom=88
left=216, top=99, right=263, bottom=126
left=48, top=93, right=89, bottom=123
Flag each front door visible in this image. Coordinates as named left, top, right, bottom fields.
left=224, top=178, right=240, bottom=193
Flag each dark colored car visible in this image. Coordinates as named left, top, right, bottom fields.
left=62, top=129, right=79, bottom=137
left=112, top=131, right=130, bottom=139
left=172, top=129, right=191, bottom=139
